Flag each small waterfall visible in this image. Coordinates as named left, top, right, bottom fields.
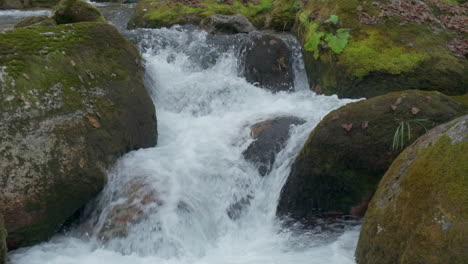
left=9, top=15, right=360, bottom=264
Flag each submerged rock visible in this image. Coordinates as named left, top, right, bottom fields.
left=53, top=0, right=106, bottom=24
left=243, top=116, right=305, bottom=176
left=0, top=214, right=6, bottom=264
left=356, top=115, right=468, bottom=264
left=277, top=90, right=466, bottom=221
left=297, top=0, right=468, bottom=98
left=0, top=22, right=157, bottom=249
left=201, top=14, right=256, bottom=34
left=243, top=34, right=295, bottom=92
left=15, top=16, right=57, bottom=28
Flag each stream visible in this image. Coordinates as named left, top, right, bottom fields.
left=2, top=4, right=360, bottom=264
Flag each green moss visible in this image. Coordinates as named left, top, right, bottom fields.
left=339, top=30, right=427, bottom=78
left=270, top=0, right=300, bottom=30
left=451, top=94, right=468, bottom=108
left=357, top=131, right=468, bottom=264
left=132, top=0, right=273, bottom=28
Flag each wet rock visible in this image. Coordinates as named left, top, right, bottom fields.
left=97, top=178, right=162, bottom=242
left=277, top=90, right=466, bottom=220
left=227, top=195, right=253, bottom=220
left=15, top=16, right=57, bottom=29
left=0, top=214, right=6, bottom=264
left=356, top=115, right=468, bottom=264
left=243, top=34, right=295, bottom=92
left=0, top=23, right=157, bottom=249
left=53, top=0, right=106, bottom=24
left=201, top=14, right=256, bottom=34
left=243, top=116, right=305, bottom=176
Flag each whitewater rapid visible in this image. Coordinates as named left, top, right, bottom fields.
left=9, top=23, right=359, bottom=264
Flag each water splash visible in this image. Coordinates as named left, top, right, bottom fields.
left=9, top=26, right=359, bottom=264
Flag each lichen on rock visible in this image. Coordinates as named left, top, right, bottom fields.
left=355, top=114, right=468, bottom=264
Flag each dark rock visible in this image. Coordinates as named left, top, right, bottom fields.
left=356, top=114, right=468, bottom=264
left=0, top=23, right=157, bottom=249
left=243, top=116, right=305, bottom=176
left=53, top=0, right=106, bottom=25
left=243, top=34, right=295, bottom=92
left=277, top=90, right=466, bottom=220
left=201, top=14, right=256, bottom=34
left=0, top=214, right=6, bottom=264
left=15, top=16, right=57, bottom=28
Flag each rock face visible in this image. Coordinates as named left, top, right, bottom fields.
left=243, top=116, right=305, bottom=176
left=0, top=0, right=59, bottom=9
left=201, top=14, right=256, bottom=34
left=297, top=0, right=468, bottom=98
left=243, top=34, right=295, bottom=92
left=53, top=0, right=106, bottom=24
left=355, top=115, right=468, bottom=264
left=277, top=90, right=466, bottom=220
left=0, top=22, right=157, bottom=249
left=0, top=214, right=6, bottom=264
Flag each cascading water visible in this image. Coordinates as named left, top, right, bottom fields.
left=8, top=13, right=360, bottom=264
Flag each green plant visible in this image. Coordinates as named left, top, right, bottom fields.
left=392, top=119, right=429, bottom=150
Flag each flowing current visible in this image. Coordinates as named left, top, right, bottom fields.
left=8, top=11, right=360, bottom=264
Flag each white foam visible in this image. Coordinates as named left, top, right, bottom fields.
left=0, top=9, right=51, bottom=18
left=9, top=26, right=359, bottom=264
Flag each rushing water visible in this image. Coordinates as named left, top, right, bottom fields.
left=6, top=7, right=360, bottom=264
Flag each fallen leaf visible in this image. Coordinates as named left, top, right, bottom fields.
left=22, top=73, right=30, bottom=80
left=361, top=121, right=369, bottom=129
left=342, top=123, right=353, bottom=131
left=70, top=60, right=76, bottom=67
left=85, top=115, right=101, bottom=128
left=394, top=97, right=402, bottom=105
left=78, top=75, right=84, bottom=84
left=332, top=113, right=339, bottom=120
left=391, top=104, right=397, bottom=111
left=411, top=106, right=420, bottom=115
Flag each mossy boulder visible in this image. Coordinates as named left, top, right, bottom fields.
left=0, top=22, right=157, bottom=249
left=14, top=16, right=57, bottom=29
left=127, top=0, right=298, bottom=30
left=53, top=0, right=106, bottom=25
left=277, top=90, right=466, bottom=221
left=0, top=0, right=59, bottom=9
left=297, top=0, right=468, bottom=98
left=355, top=114, right=468, bottom=264
left=128, top=0, right=273, bottom=29
left=200, top=14, right=256, bottom=34
left=0, top=214, right=6, bottom=264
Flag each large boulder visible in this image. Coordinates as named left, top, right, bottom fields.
left=243, top=34, right=295, bottom=92
left=277, top=90, right=466, bottom=221
left=53, top=0, right=106, bottom=25
left=201, top=14, right=256, bottom=34
left=0, top=22, right=157, bottom=249
left=296, top=0, right=468, bottom=98
left=0, top=214, right=6, bottom=264
left=355, top=115, right=468, bottom=264
left=0, top=0, right=59, bottom=9
left=243, top=116, right=305, bottom=176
